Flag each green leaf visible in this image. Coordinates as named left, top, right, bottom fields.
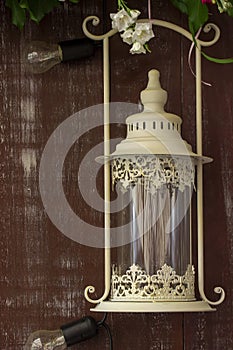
left=6, top=0, right=79, bottom=29
left=144, top=43, right=151, bottom=53
left=27, top=0, right=59, bottom=23
left=224, top=1, right=233, bottom=17
left=169, top=0, right=189, bottom=14
left=6, top=0, right=26, bottom=29
left=19, top=0, right=38, bottom=22
left=227, top=7, right=233, bottom=16
left=170, top=0, right=208, bottom=36
left=19, top=0, right=28, bottom=9
left=216, top=0, right=233, bottom=16
left=186, top=0, right=208, bottom=35
left=202, top=51, right=233, bottom=64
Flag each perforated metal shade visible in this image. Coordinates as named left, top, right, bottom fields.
left=110, top=69, right=212, bottom=164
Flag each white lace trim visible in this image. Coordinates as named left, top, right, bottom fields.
left=110, top=263, right=195, bottom=301
left=111, top=156, right=195, bottom=192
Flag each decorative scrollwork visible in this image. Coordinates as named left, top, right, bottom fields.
left=111, top=264, right=195, bottom=301
left=84, top=284, right=111, bottom=304
left=198, top=285, right=225, bottom=306
left=111, top=155, right=195, bottom=193
left=82, top=16, right=220, bottom=49
left=82, top=15, right=117, bottom=41
left=201, top=23, right=221, bottom=47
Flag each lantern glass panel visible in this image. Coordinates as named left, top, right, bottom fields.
left=110, top=155, right=196, bottom=301
left=111, top=155, right=195, bottom=277
left=114, top=182, right=192, bottom=276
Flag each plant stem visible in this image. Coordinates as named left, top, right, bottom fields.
left=118, top=0, right=131, bottom=12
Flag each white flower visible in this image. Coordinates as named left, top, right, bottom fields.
left=129, top=9, right=140, bottom=20
left=110, top=9, right=134, bottom=32
left=130, top=41, right=146, bottom=54
left=121, top=28, right=134, bottom=45
left=132, top=22, right=154, bottom=45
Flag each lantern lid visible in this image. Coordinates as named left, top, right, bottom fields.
left=109, top=69, right=212, bottom=164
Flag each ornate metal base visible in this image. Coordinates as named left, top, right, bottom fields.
left=91, top=301, right=216, bottom=313
left=111, top=264, right=195, bottom=302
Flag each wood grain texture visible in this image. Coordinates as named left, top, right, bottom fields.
left=0, top=1, right=232, bottom=349
left=181, top=7, right=233, bottom=350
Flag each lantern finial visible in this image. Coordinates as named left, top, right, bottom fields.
left=141, top=69, right=167, bottom=113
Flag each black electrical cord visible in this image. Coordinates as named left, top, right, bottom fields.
left=97, top=313, right=113, bottom=350
left=101, top=322, right=113, bottom=350
left=97, top=312, right=108, bottom=327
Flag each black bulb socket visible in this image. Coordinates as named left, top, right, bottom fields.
left=58, top=38, right=99, bottom=62
left=61, top=316, right=98, bottom=346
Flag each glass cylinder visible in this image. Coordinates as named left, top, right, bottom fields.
left=114, top=182, right=192, bottom=275
left=110, top=155, right=195, bottom=301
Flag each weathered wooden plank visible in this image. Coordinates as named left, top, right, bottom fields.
left=182, top=8, right=233, bottom=350
left=1, top=1, right=104, bottom=349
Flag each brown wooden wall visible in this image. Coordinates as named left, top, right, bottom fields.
left=1, top=1, right=233, bottom=349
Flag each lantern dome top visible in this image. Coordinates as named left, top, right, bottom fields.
left=111, top=69, right=212, bottom=163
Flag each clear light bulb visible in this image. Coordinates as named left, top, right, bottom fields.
left=23, top=41, right=62, bottom=74
left=23, top=38, right=96, bottom=74
left=25, top=317, right=98, bottom=350
left=24, top=329, right=67, bottom=350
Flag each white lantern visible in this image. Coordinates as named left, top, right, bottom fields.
left=110, top=69, right=200, bottom=303
left=83, top=17, right=225, bottom=313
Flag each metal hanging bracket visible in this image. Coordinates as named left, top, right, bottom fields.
left=82, top=16, right=225, bottom=312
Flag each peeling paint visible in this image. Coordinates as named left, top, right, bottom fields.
left=20, top=95, right=36, bottom=123
left=220, top=140, right=233, bottom=263
left=21, top=148, right=37, bottom=177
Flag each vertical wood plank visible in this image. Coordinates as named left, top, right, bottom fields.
left=182, top=8, right=233, bottom=350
